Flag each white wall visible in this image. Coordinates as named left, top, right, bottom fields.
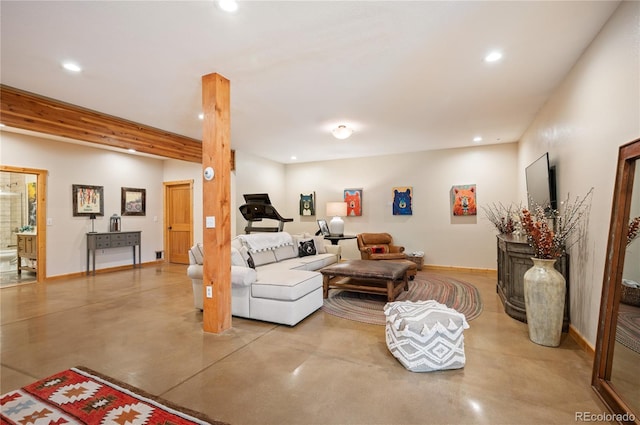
left=233, top=150, right=286, bottom=236
left=1, top=131, right=170, bottom=276
left=284, top=143, right=519, bottom=266
left=517, top=1, right=640, bottom=345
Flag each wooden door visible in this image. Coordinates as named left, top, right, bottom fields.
left=164, top=180, right=193, bottom=264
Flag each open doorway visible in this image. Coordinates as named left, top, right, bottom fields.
left=0, top=166, right=47, bottom=287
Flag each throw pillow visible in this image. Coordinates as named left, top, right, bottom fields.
left=298, top=239, right=317, bottom=257
left=371, top=245, right=388, bottom=254
left=239, top=246, right=256, bottom=268
left=231, top=247, right=247, bottom=267
left=246, top=252, right=256, bottom=268
left=312, top=236, right=327, bottom=254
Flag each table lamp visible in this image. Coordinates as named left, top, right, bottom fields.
left=326, top=202, right=347, bottom=236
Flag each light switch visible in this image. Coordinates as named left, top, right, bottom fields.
left=206, top=216, right=216, bottom=228
left=47, top=218, right=53, bottom=226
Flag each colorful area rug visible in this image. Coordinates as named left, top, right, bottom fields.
left=616, top=302, right=640, bottom=354
left=0, top=366, right=228, bottom=425
left=322, top=272, right=483, bottom=325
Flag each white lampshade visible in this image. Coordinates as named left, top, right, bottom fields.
left=326, top=202, right=347, bottom=217
left=326, top=202, right=347, bottom=236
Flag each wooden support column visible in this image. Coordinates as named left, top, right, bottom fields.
left=201, top=73, right=232, bottom=333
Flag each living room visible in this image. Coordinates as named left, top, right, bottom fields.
left=1, top=1, right=639, bottom=423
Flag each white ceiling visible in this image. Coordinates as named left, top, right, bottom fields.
left=0, top=1, right=620, bottom=164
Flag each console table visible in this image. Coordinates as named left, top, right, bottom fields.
left=496, top=234, right=570, bottom=331
left=86, top=231, right=141, bottom=275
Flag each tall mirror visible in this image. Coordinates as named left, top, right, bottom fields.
left=593, top=138, right=640, bottom=424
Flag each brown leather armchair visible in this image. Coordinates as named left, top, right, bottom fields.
left=356, top=233, right=407, bottom=260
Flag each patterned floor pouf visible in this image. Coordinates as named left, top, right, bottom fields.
left=384, top=299, right=469, bottom=372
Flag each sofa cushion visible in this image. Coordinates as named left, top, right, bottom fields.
left=231, top=266, right=257, bottom=286
left=361, top=233, right=393, bottom=245
left=240, top=245, right=276, bottom=267
left=231, top=247, right=247, bottom=267
left=296, top=253, right=336, bottom=270
left=274, top=244, right=298, bottom=262
left=189, top=243, right=204, bottom=265
left=252, top=270, right=322, bottom=301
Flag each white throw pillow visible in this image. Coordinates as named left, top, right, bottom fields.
left=231, top=247, right=247, bottom=267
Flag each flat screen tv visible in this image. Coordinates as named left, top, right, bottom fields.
left=525, top=152, right=557, bottom=213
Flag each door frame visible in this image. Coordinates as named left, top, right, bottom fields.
left=0, top=165, right=47, bottom=282
left=163, top=180, right=193, bottom=263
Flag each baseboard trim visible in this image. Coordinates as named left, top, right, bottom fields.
left=568, top=324, right=595, bottom=358
left=43, top=261, right=165, bottom=282
left=423, top=264, right=497, bottom=275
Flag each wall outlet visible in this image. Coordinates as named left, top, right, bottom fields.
left=206, top=286, right=213, bottom=298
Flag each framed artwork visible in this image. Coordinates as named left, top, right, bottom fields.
left=72, top=184, right=104, bottom=216
left=344, top=188, right=362, bottom=216
left=121, top=187, right=146, bottom=216
left=392, top=186, right=413, bottom=215
left=451, top=184, right=477, bottom=216
left=300, top=192, right=316, bottom=216
left=317, top=219, right=330, bottom=236
left=27, top=182, right=37, bottom=226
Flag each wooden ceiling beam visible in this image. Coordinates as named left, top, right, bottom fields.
left=0, top=85, right=202, bottom=163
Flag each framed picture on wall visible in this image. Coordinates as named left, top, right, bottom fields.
left=451, top=184, right=477, bottom=216
left=392, top=186, right=413, bottom=215
left=344, top=188, right=362, bottom=216
left=72, top=184, right=104, bottom=216
left=121, top=187, right=146, bottom=216
left=299, top=192, right=316, bottom=216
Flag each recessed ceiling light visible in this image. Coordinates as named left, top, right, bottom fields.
left=62, top=61, right=82, bottom=72
left=128, top=149, right=136, bottom=153
left=291, top=156, right=297, bottom=161
left=198, top=113, right=204, bottom=120
left=0, top=123, right=5, bottom=128
left=473, top=136, right=483, bottom=143
left=218, top=0, right=238, bottom=12
left=484, top=51, right=503, bottom=63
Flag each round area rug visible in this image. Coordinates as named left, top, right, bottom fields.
left=321, top=272, right=483, bottom=325
left=616, top=302, right=640, bottom=353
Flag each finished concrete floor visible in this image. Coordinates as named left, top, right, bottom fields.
left=1, top=263, right=611, bottom=424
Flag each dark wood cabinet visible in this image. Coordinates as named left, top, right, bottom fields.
left=496, top=234, right=570, bottom=331
left=86, top=231, right=141, bottom=275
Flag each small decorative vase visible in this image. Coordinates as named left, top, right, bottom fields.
left=523, top=258, right=566, bottom=347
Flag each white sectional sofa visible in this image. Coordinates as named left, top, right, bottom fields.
left=187, top=232, right=340, bottom=326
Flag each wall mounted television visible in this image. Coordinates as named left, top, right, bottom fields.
left=525, top=152, right=557, bottom=213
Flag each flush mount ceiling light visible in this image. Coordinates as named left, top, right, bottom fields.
left=484, top=51, right=503, bottom=63
left=62, top=61, right=82, bottom=72
left=332, top=125, right=353, bottom=140
left=218, top=0, right=238, bottom=12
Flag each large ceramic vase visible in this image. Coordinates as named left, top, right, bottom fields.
left=523, top=258, right=566, bottom=347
